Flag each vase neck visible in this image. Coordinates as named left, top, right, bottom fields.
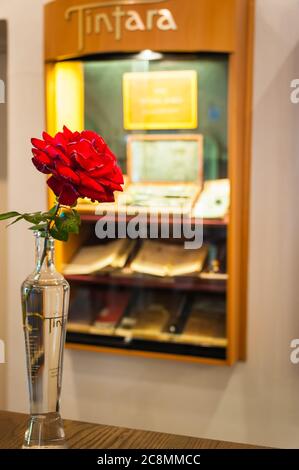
left=34, top=231, right=55, bottom=273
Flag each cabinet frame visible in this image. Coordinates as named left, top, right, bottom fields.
left=44, top=0, right=255, bottom=365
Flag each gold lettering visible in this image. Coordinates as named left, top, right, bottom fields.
left=126, top=11, right=145, bottom=31
left=95, top=13, right=113, bottom=33
left=157, top=9, right=177, bottom=31
left=146, top=9, right=159, bottom=30
left=65, top=6, right=85, bottom=51
left=85, top=9, right=93, bottom=34
left=112, top=6, right=125, bottom=41
left=65, top=2, right=178, bottom=51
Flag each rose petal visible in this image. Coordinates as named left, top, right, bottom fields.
left=113, top=165, right=124, bottom=185
left=63, top=125, right=74, bottom=141
left=32, top=157, right=52, bottom=175
left=47, top=176, right=78, bottom=206
left=105, top=145, right=117, bottom=161
left=101, top=188, right=116, bottom=203
left=80, top=130, right=102, bottom=143
left=90, top=162, right=124, bottom=185
left=46, top=145, right=71, bottom=166
left=32, top=150, right=52, bottom=170
left=78, top=186, right=114, bottom=203
left=42, top=131, right=56, bottom=145
left=58, top=184, right=79, bottom=206
left=77, top=139, right=95, bottom=156
left=32, top=148, right=53, bottom=164
left=54, top=132, right=68, bottom=150
left=78, top=171, right=105, bottom=193
left=70, top=131, right=81, bottom=143
left=97, top=178, right=123, bottom=192
left=47, top=175, right=64, bottom=196
left=73, top=152, right=101, bottom=171
left=31, top=138, right=47, bottom=151
left=55, top=162, right=80, bottom=184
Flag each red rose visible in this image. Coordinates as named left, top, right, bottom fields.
left=31, top=126, right=124, bottom=206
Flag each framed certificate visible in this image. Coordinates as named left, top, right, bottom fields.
left=123, top=70, right=198, bottom=130
left=127, top=134, right=203, bottom=184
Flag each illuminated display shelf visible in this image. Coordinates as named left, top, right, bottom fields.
left=64, top=273, right=227, bottom=293
left=45, top=0, right=254, bottom=366
left=66, top=332, right=227, bottom=362
left=79, top=213, right=228, bottom=227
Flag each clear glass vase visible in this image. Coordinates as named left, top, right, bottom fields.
left=21, top=231, right=70, bottom=449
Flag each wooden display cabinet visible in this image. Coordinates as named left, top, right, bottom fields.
left=44, top=0, right=254, bottom=366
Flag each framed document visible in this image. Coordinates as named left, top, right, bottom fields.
left=123, top=70, right=198, bottom=130
left=127, top=134, right=203, bottom=184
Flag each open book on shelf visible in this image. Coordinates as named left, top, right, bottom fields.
left=63, top=239, right=135, bottom=275
left=130, top=240, right=208, bottom=277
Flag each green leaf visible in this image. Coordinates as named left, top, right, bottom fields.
left=49, top=205, right=58, bottom=214
left=42, top=205, right=59, bottom=220
left=0, top=211, right=21, bottom=221
left=72, top=210, right=81, bottom=230
left=49, top=227, right=69, bottom=242
left=72, top=209, right=81, bottom=221
left=7, top=215, right=25, bottom=227
left=0, top=205, right=81, bottom=243
left=23, top=212, right=47, bottom=224
left=56, top=210, right=81, bottom=235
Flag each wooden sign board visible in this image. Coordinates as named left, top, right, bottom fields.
left=45, top=0, right=237, bottom=61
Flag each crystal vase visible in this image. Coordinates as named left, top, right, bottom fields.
left=21, top=231, right=70, bottom=449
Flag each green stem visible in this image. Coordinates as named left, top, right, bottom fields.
left=23, top=203, right=61, bottom=327
left=35, top=203, right=60, bottom=277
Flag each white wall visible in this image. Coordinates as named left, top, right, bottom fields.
left=3, top=0, right=299, bottom=449
left=1, top=0, right=46, bottom=410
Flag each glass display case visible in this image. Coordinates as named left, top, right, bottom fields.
left=45, top=0, right=254, bottom=365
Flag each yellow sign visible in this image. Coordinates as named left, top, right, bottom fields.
left=123, top=70, right=198, bottom=130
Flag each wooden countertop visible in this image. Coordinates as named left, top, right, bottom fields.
left=0, top=410, right=259, bottom=449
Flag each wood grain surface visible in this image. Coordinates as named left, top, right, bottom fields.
left=0, top=410, right=261, bottom=449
